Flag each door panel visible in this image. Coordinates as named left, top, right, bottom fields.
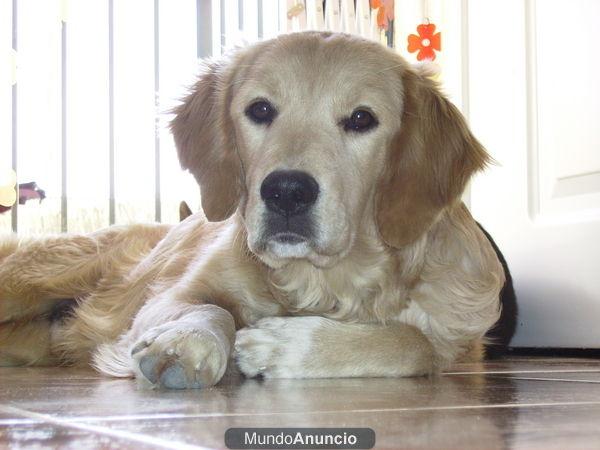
left=536, top=0, right=600, bottom=219
left=468, top=0, right=600, bottom=347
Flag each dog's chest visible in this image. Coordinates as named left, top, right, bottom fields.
left=268, top=252, right=408, bottom=322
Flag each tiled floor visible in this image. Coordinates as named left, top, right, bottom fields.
left=1, top=356, right=600, bottom=449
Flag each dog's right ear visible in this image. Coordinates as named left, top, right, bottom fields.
left=375, top=67, right=491, bottom=248
left=170, top=58, right=243, bottom=222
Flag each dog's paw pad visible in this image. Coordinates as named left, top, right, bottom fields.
left=131, top=326, right=228, bottom=389
left=159, top=362, right=202, bottom=389
left=139, top=355, right=160, bottom=384
left=160, top=363, right=186, bottom=389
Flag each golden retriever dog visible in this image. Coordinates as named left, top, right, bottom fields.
left=0, top=32, right=505, bottom=389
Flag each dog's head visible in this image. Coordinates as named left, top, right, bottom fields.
left=171, top=32, right=489, bottom=268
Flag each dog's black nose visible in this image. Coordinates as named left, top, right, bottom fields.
left=260, top=170, right=319, bottom=217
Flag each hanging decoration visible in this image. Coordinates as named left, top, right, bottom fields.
left=0, top=169, right=17, bottom=213
left=369, top=0, right=394, bottom=47
left=407, top=22, right=441, bottom=61
left=0, top=180, right=46, bottom=214
left=287, top=2, right=305, bottom=20
left=369, top=0, right=394, bottom=31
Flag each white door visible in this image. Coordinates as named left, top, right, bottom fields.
left=466, top=0, right=600, bottom=347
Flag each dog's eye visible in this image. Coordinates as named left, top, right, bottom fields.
left=245, top=100, right=277, bottom=125
left=343, top=109, right=378, bottom=133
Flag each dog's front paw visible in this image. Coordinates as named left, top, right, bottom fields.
left=131, top=323, right=229, bottom=389
left=234, top=316, right=322, bottom=378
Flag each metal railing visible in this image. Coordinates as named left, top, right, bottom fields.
left=1, top=0, right=394, bottom=235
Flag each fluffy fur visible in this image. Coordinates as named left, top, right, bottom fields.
left=0, top=32, right=504, bottom=388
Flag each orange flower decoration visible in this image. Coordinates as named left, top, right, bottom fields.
left=370, top=0, right=394, bottom=31
left=407, top=23, right=441, bottom=61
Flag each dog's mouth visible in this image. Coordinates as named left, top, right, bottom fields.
left=252, top=225, right=350, bottom=269
left=259, top=210, right=315, bottom=251
left=271, top=232, right=307, bottom=245
left=263, top=230, right=312, bottom=254
left=251, top=210, right=348, bottom=268
left=254, top=224, right=315, bottom=263
left=263, top=235, right=312, bottom=261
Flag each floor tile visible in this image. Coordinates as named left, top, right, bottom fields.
left=86, top=402, right=600, bottom=450
left=2, top=357, right=600, bottom=449
left=449, top=356, right=600, bottom=374
left=0, top=420, right=159, bottom=449
left=494, top=371, right=600, bottom=383
left=3, top=368, right=600, bottom=420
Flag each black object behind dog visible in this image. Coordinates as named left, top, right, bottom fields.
left=479, top=223, right=518, bottom=358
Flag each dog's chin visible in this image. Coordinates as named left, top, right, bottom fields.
left=252, top=234, right=346, bottom=269
left=268, top=239, right=311, bottom=259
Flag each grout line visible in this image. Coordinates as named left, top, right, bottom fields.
left=5, top=400, right=600, bottom=425
left=0, top=405, right=212, bottom=450
left=445, top=369, right=600, bottom=375
left=0, top=418, right=39, bottom=425
left=489, top=375, right=600, bottom=384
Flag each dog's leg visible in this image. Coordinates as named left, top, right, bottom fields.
left=93, top=298, right=236, bottom=389
left=235, top=316, right=435, bottom=378
left=0, top=233, right=19, bottom=263
left=0, top=234, right=96, bottom=321
left=0, top=225, right=168, bottom=322
left=0, top=320, right=58, bottom=367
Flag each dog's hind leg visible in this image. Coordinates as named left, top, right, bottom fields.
left=0, top=320, right=58, bottom=367
left=0, top=234, right=19, bottom=263
left=0, top=224, right=169, bottom=323
left=0, top=233, right=107, bottom=322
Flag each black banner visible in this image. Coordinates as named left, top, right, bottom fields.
left=225, top=428, right=376, bottom=449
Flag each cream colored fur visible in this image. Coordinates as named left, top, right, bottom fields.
left=0, top=32, right=503, bottom=388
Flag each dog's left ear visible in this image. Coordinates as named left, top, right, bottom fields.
left=170, top=56, right=243, bottom=222
left=375, top=67, right=491, bottom=248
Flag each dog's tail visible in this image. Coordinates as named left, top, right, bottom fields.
left=179, top=201, right=193, bottom=222
left=477, top=223, right=518, bottom=358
